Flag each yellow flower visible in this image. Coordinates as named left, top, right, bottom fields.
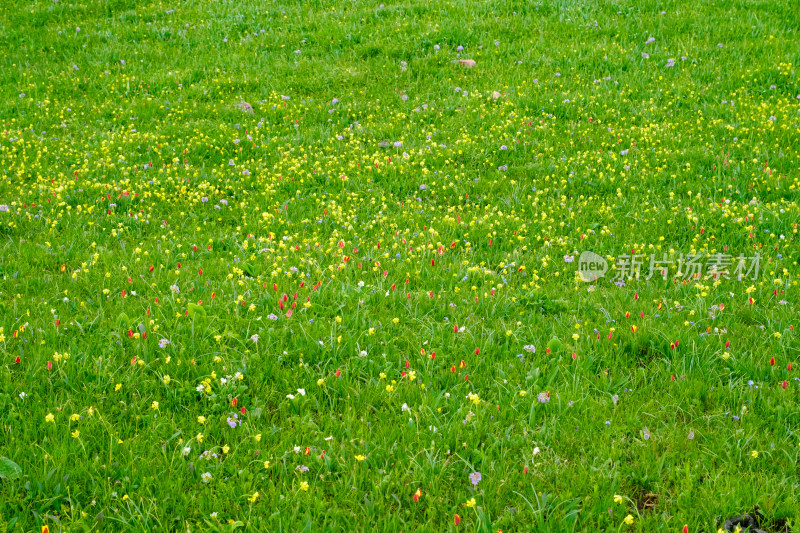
left=151, top=401, right=159, bottom=410
left=114, top=383, right=122, bottom=391
left=355, top=455, right=366, bottom=461
left=248, top=492, right=259, bottom=503
left=45, top=413, right=55, bottom=423
left=464, top=498, right=476, bottom=508
left=71, top=430, right=80, bottom=439
left=317, top=378, right=325, bottom=387
left=197, top=416, right=206, bottom=425
left=196, top=433, right=204, bottom=443
left=299, top=481, right=309, bottom=491
left=70, top=413, right=81, bottom=422
left=750, top=450, right=758, bottom=459
left=519, top=391, right=526, bottom=397
left=379, top=372, right=387, bottom=379
left=386, top=385, right=394, bottom=392
left=624, top=514, right=634, bottom=525
left=263, top=460, right=271, bottom=469
left=163, top=375, right=171, bottom=385
left=392, top=318, right=399, bottom=324
left=614, top=494, right=623, bottom=505
left=255, top=433, right=262, bottom=443
left=222, top=445, right=230, bottom=454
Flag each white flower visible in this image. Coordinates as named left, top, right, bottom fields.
left=297, top=388, right=306, bottom=396
left=201, top=472, right=213, bottom=483
left=182, top=446, right=191, bottom=457
left=533, top=447, right=541, bottom=456
left=286, top=394, right=295, bottom=400
left=357, top=281, right=365, bottom=287
left=293, top=446, right=301, bottom=453
left=401, top=403, right=410, bottom=412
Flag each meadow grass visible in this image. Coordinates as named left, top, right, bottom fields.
left=0, top=0, right=799, bottom=531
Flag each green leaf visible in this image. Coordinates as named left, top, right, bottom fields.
left=0, top=457, right=22, bottom=480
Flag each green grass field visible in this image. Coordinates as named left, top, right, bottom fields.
left=1, top=0, right=799, bottom=531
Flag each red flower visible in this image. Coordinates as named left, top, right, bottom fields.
left=46, top=361, right=52, bottom=371
left=683, top=525, right=689, bottom=533
left=454, top=514, right=461, bottom=525
left=335, top=368, right=341, bottom=378
left=770, top=356, right=775, bottom=366
left=232, top=398, right=238, bottom=407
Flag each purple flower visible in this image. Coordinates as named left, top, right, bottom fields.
left=159, top=338, right=171, bottom=349
left=523, top=345, right=536, bottom=353
left=0, top=205, right=8, bottom=212
left=469, top=472, right=481, bottom=486
left=457, top=45, right=464, bottom=52
left=227, top=417, right=238, bottom=428
left=538, top=392, right=550, bottom=404
left=645, top=37, right=655, bottom=44
left=641, top=52, right=649, bottom=59
left=296, top=464, right=309, bottom=472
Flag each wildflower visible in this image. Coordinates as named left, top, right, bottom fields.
left=469, top=472, right=482, bottom=486
left=201, top=472, right=212, bottom=483
left=624, top=515, right=634, bottom=525
left=71, top=430, right=80, bottom=439
left=464, top=497, right=476, bottom=508
left=614, top=494, right=624, bottom=504
left=248, top=492, right=259, bottom=503
left=299, top=481, right=309, bottom=491
left=45, top=413, right=55, bottom=423
left=151, top=401, right=159, bottom=410
left=355, top=455, right=366, bottom=461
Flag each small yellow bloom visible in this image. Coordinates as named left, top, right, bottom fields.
left=386, top=385, right=394, bottom=392
left=222, top=445, right=230, bottom=454
left=198, top=416, right=206, bottom=424
left=264, top=460, right=271, bottom=469
left=115, top=383, right=122, bottom=391
left=614, top=494, right=624, bottom=505
left=464, top=498, right=476, bottom=508
left=519, top=391, right=526, bottom=397
left=751, top=450, right=758, bottom=459
left=255, top=433, right=262, bottom=443
left=379, top=372, right=387, bottom=379
left=45, top=413, right=55, bottom=423
left=70, top=413, right=81, bottom=422
left=624, top=514, right=634, bottom=525
left=196, top=433, right=204, bottom=443
left=248, top=492, right=259, bottom=502
left=355, top=455, right=366, bottom=462
left=151, top=401, right=159, bottom=410
left=163, top=375, right=171, bottom=385
left=299, top=481, right=309, bottom=491
left=71, top=430, right=80, bottom=439
left=392, top=318, right=399, bottom=324
left=317, top=378, right=325, bottom=387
